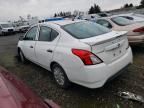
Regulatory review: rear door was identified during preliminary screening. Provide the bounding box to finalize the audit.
[35,26,59,70]
[22,26,38,61]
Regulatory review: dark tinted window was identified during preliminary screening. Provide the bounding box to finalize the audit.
[98,13,108,17]
[25,26,38,40]
[1,24,13,28]
[96,19,112,28]
[51,29,59,41]
[39,26,51,41]
[62,21,110,39]
[122,16,134,20]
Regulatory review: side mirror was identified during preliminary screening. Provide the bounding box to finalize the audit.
[19,36,24,41]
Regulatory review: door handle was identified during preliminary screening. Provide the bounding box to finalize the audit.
[47,49,53,53]
[30,46,33,48]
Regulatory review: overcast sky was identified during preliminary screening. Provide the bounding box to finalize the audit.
[0,0,141,21]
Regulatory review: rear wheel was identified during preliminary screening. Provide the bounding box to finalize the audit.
[52,64,70,89]
[18,49,27,63]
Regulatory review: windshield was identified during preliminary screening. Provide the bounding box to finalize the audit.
[62,21,111,39]
[111,16,134,26]
[1,24,13,28]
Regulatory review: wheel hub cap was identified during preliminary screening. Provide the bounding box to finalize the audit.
[54,67,65,86]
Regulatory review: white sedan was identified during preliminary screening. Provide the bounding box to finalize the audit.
[17,20,133,89]
[112,13,144,22]
[95,16,144,45]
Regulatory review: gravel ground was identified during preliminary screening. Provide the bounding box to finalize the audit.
[0,34,144,108]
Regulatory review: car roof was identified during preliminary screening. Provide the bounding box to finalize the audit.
[43,20,85,26]
[111,13,133,17]
[96,17,111,20]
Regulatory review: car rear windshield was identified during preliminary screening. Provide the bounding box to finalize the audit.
[111,16,134,26]
[62,21,111,39]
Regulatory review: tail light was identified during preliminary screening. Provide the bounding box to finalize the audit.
[133,27,144,32]
[72,49,103,65]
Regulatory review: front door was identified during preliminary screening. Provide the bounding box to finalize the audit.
[22,26,38,62]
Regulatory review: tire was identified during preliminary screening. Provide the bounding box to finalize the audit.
[18,49,27,63]
[52,64,70,89]
[2,32,5,36]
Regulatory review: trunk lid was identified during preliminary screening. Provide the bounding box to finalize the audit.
[80,31,129,64]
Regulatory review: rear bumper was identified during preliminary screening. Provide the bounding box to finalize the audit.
[72,47,133,89]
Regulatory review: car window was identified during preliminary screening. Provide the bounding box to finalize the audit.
[1,24,13,28]
[96,19,112,28]
[39,26,51,41]
[24,26,38,41]
[62,21,111,39]
[121,16,134,20]
[111,16,134,26]
[51,29,59,41]
[98,13,108,17]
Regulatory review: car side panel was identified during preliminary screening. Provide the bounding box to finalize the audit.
[52,32,91,82]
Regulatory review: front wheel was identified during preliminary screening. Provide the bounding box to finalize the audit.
[52,64,70,89]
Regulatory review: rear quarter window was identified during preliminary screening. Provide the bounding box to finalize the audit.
[51,29,59,41]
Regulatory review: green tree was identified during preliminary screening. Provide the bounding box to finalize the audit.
[94,4,101,13]
[141,0,144,7]
[60,12,63,16]
[129,3,133,7]
[136,0,144,9]
[54,13,57,17]
[88,4,101,14]
[88,6,95,14]
[124,4,129,8]
[123,3,133,8]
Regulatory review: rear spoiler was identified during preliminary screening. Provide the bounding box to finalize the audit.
[80,31,127,46]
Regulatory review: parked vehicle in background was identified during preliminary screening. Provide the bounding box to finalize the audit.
[17,20,133,89]
[95,16,144,45]
[75,13,110,20]
[76,14,100,20]
[18,25,30,33]
[15,24,30,33]
[0,22,15,35]
[97,12,109,17]
[0,66,60,108]
[112,13,144,22]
